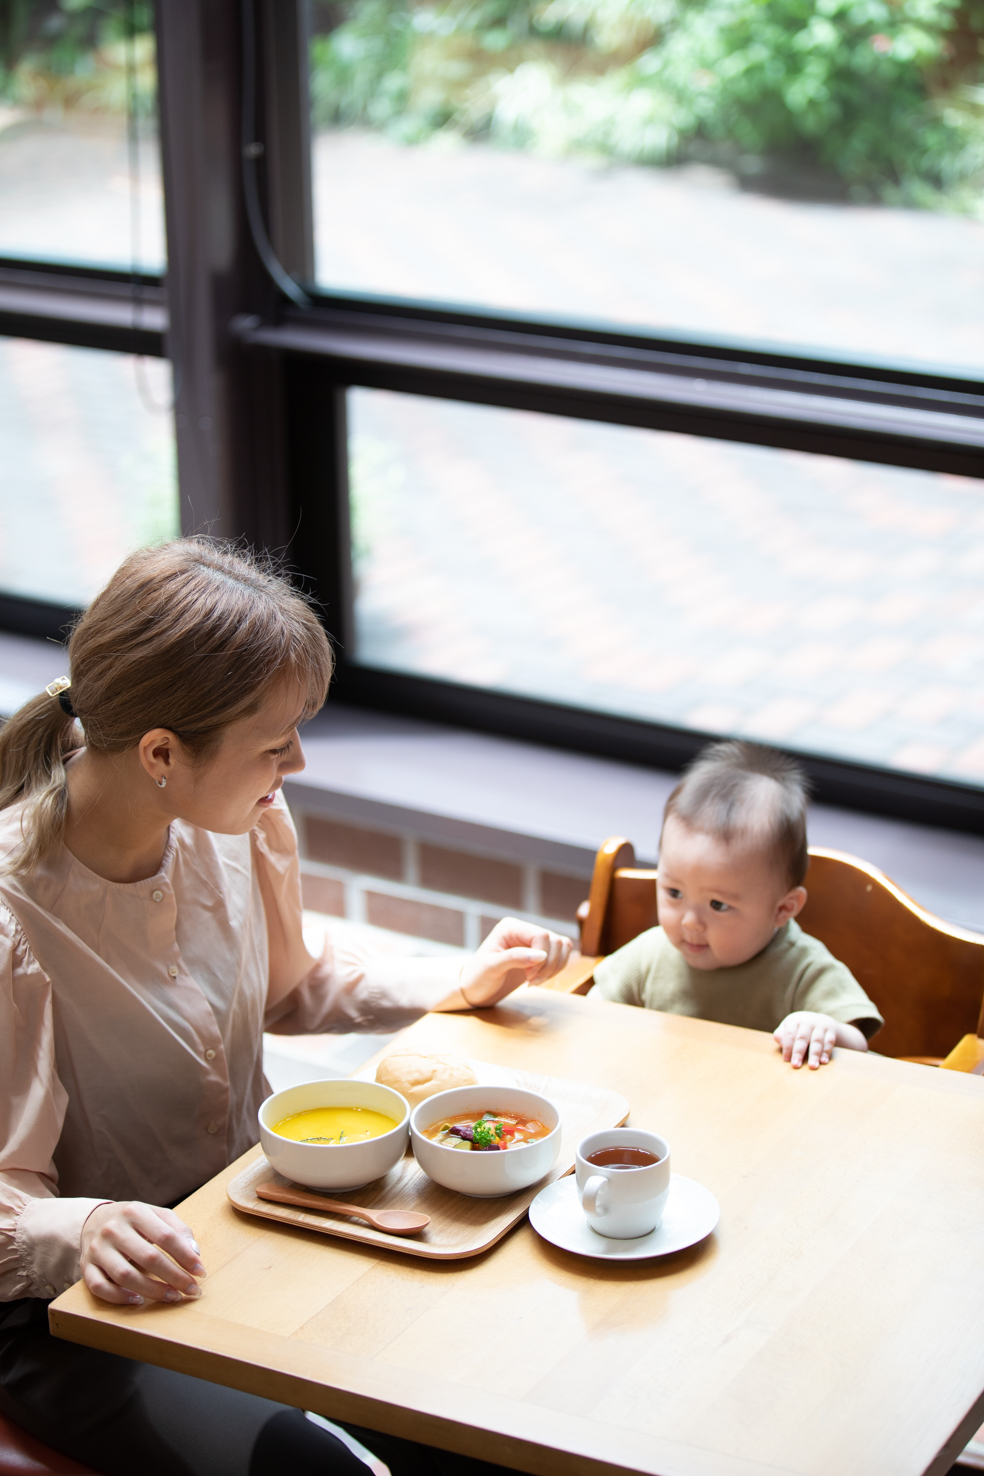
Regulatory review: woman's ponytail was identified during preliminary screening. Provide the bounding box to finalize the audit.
[0,688,83,875]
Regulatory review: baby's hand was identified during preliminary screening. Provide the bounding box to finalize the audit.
[774,1012,839,1070]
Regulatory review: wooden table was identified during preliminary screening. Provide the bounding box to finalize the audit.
[50,988,984,1476]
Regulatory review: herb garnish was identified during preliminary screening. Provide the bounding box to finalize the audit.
[472,1118,504,1149]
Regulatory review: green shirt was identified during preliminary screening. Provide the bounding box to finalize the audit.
[591,919,883,1039]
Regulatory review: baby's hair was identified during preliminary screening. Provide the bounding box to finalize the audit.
[0,537,334,875]
[663,740,809,890]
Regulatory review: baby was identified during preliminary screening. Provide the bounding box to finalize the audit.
[591,740,883,1068]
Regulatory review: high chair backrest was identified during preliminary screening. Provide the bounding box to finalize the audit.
[576,838,984,1061]
[796,848,984,1060]
[578,837,657,957]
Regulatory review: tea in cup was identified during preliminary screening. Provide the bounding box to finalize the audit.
[575,1128,671,1239]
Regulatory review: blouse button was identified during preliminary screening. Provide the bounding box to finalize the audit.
[44,1283,56,1297]
[167,965,179,979]
[152,890,163,903]
[206,1121,219,1134]
[205,1049,216,1061]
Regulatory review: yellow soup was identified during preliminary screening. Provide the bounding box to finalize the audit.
[272,1106,398,1146]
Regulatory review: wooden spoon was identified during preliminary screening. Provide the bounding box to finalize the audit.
[255,1181,430,1235]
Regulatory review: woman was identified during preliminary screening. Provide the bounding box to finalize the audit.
[0,539,571,1475]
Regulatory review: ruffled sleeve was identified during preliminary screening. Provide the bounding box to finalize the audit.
[0,903,108,1300]
[254,796,463,1035]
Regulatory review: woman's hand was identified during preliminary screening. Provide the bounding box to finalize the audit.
[80,1201,206,1306]
[451,918,573,1011]
[773,1012,868,1069]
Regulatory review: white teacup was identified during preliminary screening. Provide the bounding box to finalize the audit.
[575,1128,671,1239]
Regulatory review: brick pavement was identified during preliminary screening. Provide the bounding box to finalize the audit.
[0,337,176,608]
[351,387,984,782]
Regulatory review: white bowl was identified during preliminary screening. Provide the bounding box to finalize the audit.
[410,1085,561,1198]
[259,1079,409,1191]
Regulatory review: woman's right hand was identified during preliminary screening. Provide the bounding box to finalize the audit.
[79,1201,205,1306]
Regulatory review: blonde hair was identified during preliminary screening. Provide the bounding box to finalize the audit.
[663,740,809,889]
[0,538,333,874]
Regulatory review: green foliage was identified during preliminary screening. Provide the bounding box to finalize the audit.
[0,1,156,115]
[311,0,412,129]
[310,0,984,208]
[627,0,979,199]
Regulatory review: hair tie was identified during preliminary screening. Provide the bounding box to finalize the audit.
[45,677,76,719]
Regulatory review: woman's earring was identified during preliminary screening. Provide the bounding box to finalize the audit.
[156,776,167,790]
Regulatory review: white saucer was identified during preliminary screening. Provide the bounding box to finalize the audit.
[529,1173,719,1261]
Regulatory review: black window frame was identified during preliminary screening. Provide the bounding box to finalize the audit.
[1,0,983,835]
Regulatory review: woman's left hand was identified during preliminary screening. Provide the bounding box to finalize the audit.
[454,918,573,1010]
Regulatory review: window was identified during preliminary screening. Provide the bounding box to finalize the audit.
[308,0,984,372]
[0,3,171,637]
[0,337,177,609]
[0,1,164,272]
[2,0,982,832]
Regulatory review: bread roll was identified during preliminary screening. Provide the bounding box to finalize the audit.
[375,1051,477,1107]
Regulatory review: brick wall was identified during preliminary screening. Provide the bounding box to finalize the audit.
[297,812,589,947]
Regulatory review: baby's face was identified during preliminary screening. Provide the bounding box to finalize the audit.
[657,814,805,970]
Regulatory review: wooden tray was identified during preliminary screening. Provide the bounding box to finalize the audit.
[228,1068,629,1259]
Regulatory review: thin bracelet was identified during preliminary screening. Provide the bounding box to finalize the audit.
[459,968,478,1008]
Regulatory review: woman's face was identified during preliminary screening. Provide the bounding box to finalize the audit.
[144,677,308,834]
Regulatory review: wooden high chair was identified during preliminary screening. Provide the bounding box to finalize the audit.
[546,837,984,1066]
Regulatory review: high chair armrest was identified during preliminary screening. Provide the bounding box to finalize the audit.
[539,952,603,995]
[940,1035,984,1073]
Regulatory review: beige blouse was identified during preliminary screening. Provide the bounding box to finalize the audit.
[0,792,461,1301]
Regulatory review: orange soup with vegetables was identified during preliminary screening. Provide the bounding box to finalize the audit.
[423,1110,550,1152]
